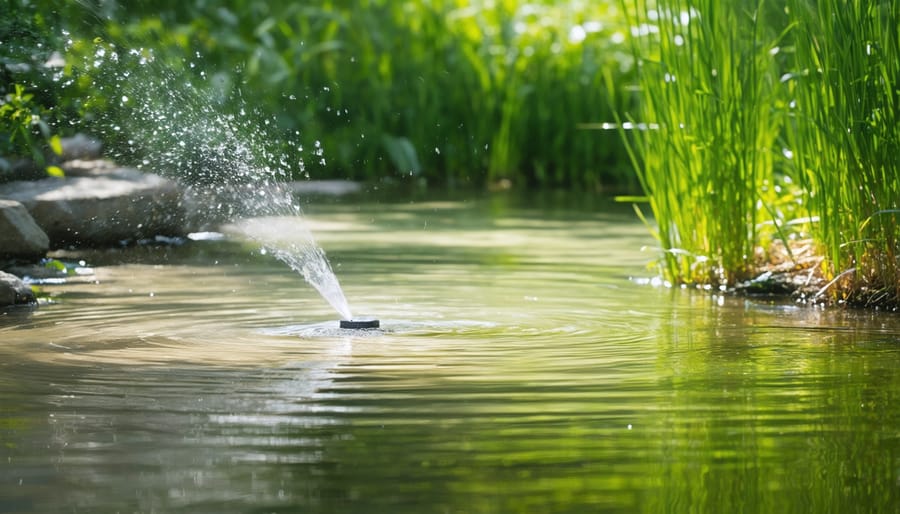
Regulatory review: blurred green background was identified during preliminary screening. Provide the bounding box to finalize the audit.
[1,0,637,190]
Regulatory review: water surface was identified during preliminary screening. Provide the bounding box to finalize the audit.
[2,192,900,513]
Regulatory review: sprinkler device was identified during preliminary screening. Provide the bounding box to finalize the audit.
[340,319,380,329]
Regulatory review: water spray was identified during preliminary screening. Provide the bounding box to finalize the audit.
[76,43,366,323]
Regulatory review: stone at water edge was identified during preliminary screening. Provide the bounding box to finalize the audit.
[0,271,36,306]
[0,166,185,247]
[0,200,50,259]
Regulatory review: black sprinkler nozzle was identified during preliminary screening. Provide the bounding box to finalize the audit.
[340,319,380,329]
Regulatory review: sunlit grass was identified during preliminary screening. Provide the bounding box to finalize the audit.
[785,0,900,305]
[618,0,791,285]
[620,0,900,305]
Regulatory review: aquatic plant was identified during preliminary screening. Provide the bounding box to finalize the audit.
[618,0,791,285]
[785,0,900,305]
[620,0,900,306]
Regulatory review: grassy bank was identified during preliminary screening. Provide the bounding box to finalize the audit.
[4,0,637,189]
[620,0,900,306]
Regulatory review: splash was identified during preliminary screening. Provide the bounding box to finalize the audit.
[72,44,354,319]
[236,216,353,320]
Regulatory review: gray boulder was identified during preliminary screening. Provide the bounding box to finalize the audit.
[59,133,103,161]
[0,167,185,247]
[0,200,50,259]
[0,271,36,306]
[60,158,118,177]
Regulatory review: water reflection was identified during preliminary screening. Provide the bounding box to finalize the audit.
[2,195,900,512]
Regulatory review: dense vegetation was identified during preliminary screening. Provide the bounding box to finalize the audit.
[1,0,635,189]
[623,0,900,306]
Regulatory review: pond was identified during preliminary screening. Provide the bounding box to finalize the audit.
[2,190,900,513]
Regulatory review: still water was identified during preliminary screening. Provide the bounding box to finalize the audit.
[2,192,900,513]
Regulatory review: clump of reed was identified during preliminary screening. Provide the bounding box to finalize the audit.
[785,0,900,306]
[621,0,900,306]
[618,0,791,285]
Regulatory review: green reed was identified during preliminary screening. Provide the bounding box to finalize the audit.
[785,0,900,305]
[620,0,900,304]
[619,0,790,285]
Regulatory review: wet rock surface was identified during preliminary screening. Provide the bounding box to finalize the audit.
[0,271,36,306]
[0,200,50,259]
[0,166,185,247]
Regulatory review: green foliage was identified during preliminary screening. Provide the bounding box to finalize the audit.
[50,0,638,189]
[0,84,51,160]
[619,0,791,285]
[620,0,900,304]
[785,0,900,305]
[0,83,64,179]
[0,0,69,179]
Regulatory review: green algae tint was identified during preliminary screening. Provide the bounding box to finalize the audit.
[2,192,900,513]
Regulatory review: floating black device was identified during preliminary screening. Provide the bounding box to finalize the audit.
[340,319,380,329]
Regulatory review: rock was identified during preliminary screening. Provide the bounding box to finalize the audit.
[58,133,103,161]
[288,180,363,196]
[0,271,36,306]
[0,157,45,181]
[60,158,118,177]
[0,167,185,247]
[0,200,50,259]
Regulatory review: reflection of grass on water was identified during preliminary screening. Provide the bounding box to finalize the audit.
[619,0,900,307]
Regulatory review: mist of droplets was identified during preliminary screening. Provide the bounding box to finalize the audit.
[73,45,353,320]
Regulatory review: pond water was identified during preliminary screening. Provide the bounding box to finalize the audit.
[2,191,900,513]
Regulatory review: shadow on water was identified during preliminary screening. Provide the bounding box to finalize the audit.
[3,193,900,513]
